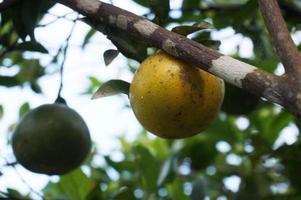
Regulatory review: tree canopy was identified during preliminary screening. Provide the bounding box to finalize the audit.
[0,0,301,199]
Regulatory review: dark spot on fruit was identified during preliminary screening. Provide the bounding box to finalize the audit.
[175,111,182,117]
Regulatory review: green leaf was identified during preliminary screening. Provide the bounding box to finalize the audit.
[132,0,149,7]
[150,0,170,24]
[91,79,130,99]
[191,177,207,200]
[167,181,189,200]
[249,107,294,145]
[44,169,93,200]
[103,49,119,66]
[0,105,3,120]
[104,156,136,172]
[4,0,51,40]
[195,39,221,50]
[0,76,20,87]
[179,138,218,170]
[16,41,48,53]
[83,76,103,95]
[19,102,30,118]
[60,169,93,200]
[9,4,27,40]
[82,28,96,48]
[222,82,260,115]
[6,188,26,199]
[82,17,147,62]
[43,182,66,199]
[172,22,214,36]
[133,145,159,191]
[17,59,44,83]
[30,81,43,93]
[113,187,135,200]
[108,31,147,62]
[157,156,176,186]
[21,0,45,40]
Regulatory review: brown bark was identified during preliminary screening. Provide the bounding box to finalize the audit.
[258,0,301,78]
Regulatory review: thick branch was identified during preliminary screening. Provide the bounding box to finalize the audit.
[55,0,301,117]
[258,0,301,77]
[0,0,19,12]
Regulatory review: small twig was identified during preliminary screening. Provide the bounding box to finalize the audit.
[258,0,301,78]
[3,161,17,167]
[1,157,44,199]
[37,11,77,28]
[56,14,79,100]
[37,14,75,28]
[0,0,19,12]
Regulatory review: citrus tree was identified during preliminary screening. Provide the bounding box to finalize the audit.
[0,0,301,199]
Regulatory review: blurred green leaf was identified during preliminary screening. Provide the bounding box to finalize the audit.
[6,188,27,199]
[15,41,48,53]
[21,0,43,40]
[222,82,260,115]
[0,76,20,87]
[167,181,189,200]
[179,137,218,170]
[44,169,93,200]
[0,105,3,120]
[249,107,294,145]
[132,0,149,7]
[182,0,200,10]
[191,177,207,200]
[83,76,103,95]
[82,28,96,48]
[104,156,135,172]
[19,102,30,118]
[157,156,176,186]
[30,81,43,93]
[172,22,214,36]
[92,79,130,99]
[133,145,160,191]
[150,0,170,24]
[113,187,136,200]
[103,49,119,66]
[107,30,147,62]
[17,59,44,83]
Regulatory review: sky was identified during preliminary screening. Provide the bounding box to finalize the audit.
[0,0,300,198]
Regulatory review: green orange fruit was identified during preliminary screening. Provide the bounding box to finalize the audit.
[12,103,91,175]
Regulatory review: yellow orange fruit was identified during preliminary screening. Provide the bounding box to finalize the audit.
[130,51,224,139]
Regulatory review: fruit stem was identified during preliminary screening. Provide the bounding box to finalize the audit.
[56,14,79,104]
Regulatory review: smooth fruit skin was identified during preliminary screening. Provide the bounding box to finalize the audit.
[130,52,224,139]
[12,104,91,175]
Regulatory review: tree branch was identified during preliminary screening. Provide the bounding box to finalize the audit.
[0,0,19,12]
[258,0,301,78]
[54,0,301,117]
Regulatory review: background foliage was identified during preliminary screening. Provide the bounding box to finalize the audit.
[1,0,301,199]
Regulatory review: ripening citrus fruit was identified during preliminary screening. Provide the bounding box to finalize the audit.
[130,51,224,139]
[12,103,91,175]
